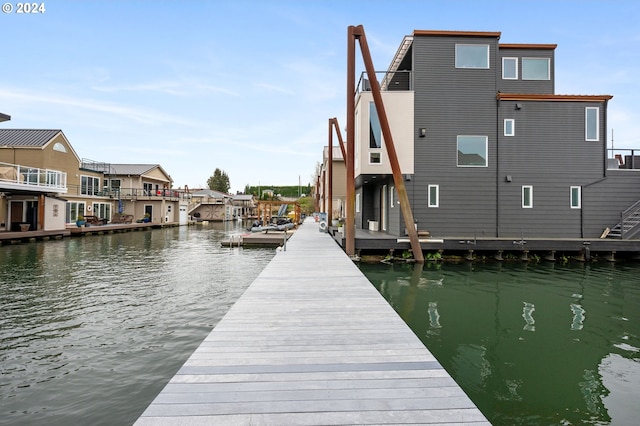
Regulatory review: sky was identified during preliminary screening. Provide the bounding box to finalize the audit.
[2,0,639,193]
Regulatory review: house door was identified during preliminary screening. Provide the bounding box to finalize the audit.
[10,201,23,231]
[144,205,153,222]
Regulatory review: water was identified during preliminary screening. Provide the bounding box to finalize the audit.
[0,223,274,426]
[359,261,640,425]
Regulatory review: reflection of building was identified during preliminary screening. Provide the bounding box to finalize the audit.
[351,30,640,239]
[0,129,185,231]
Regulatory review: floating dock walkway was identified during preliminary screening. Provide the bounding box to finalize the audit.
[136,219,489,425]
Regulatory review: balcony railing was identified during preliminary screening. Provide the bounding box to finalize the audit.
[607,148,640,170]
[65,185,187,201]
[0,161,67,193]
[357,70,412,93]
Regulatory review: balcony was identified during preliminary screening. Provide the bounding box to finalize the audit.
[0,161,67,193]
[607,149,640,170]
[65,185,185,201]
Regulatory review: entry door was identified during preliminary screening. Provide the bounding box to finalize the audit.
[144,205,153,221]
[10,201,23,231]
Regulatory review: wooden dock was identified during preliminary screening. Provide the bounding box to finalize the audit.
[135,219,489,425]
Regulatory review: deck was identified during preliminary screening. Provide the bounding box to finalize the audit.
[135,219,489,425]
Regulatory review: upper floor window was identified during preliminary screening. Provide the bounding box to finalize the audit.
[81,175,100,196]
[455,44,489,69]
[504,119,515,136]
[585,107,599,141]
[369,102,382,148]
[522,58,550,80]
[369,152,381,164]
[502,57,518,79]
[53,142,67,153]
[457,135,488,167]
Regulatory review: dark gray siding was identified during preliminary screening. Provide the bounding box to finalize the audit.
[411,35,499,237]
[498,48,554,94]
[497,100,607,237]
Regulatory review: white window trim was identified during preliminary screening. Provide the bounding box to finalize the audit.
[457,135,488,167]
[428,184,439,208]
[504,119,515,136]
[368,150,382,165]
[522,57,550,80]
[455,44,490,69]
[390,186,395,208]
[522,185,533,208]
[570,186,582,209]
[356,193,361,213]
[502,57,518,79]
[585,107,600,141]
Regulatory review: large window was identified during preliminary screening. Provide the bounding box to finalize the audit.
[522,58,550,80]
[455,44,489,69]
[81,175,100,195]
[570,186,581,209]
[504,119,515,136]
[369,102,382,148]
[522,185,533,208]
[66,201,85,222]
[457,136,488,167]
[428,185,439,207]
[92,202,112,220]
[502,57,518,79]
[585,107,599,141]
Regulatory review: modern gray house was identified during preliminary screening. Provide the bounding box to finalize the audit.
[354,29,640,241]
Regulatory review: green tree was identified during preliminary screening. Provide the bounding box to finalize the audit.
[207,168,230,193]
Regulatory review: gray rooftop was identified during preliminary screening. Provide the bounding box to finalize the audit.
[0,129,61,147]
[106,164,160,176]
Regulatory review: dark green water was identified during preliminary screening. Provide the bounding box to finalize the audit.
[360,261,640,425]
[0,223,274,426]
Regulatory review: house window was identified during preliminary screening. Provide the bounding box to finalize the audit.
[570,186,581,209]
[455,44,489,69]
[53,142,67,153]
[80,175,100,195]
[390,186,394,208]
[585,107,599,141]
[92,202,112,220]
[428,185,439,207]
[502,57,518,79]
[143,182,153,195]
[369,102,382,148]
[356,193,361,213]
[369,152,381,164]
[355,110,360,171]
[66,201,86,222]
[522,185,533,208]
[457,136,488,167]
[522,58,550,80]
[504,119,515,136]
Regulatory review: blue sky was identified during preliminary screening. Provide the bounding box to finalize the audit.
[2,0,639,193]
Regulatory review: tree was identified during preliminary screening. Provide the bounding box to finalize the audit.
[207,168,230,193]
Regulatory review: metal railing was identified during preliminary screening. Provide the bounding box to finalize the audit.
[0,161,67,192]
[357,70,412,93]
[65,185,186,200]
[606,148,640,170]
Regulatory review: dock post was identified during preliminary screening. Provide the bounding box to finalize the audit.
[466,250,474,261]
[520,250,529,262]
[494,250,503,261]
[604,251,616,262]
[545,250,556,262]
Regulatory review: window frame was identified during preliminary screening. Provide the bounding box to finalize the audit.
[369,151,382,165]
[80,175,100,196]
[428,184,439,208]
[390,185,395,208]
[502,57,518,79]
[369,101,382,149]
[355,193,361,213]
[504,119,515,136]
[455,44,490,69]
[585,107,599,141]
[457,135,488,167]
[522,57,550,80]
[570,186,582,209]
[522,185,533,208]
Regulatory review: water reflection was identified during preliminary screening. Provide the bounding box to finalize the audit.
[361,261,640,425]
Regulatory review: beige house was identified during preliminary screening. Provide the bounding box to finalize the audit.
[189,189,233,221]
[318,145,347,220]
[0,129,183,231]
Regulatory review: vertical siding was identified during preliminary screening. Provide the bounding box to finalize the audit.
[412,35,499,237]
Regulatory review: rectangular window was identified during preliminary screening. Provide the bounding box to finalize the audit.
[585,107,599,141]
[369,102,381,148]
[502,57,518,79]
[428,185,439,207]
[369,152,381,164]
[522,57,550,80]
[390,186,394,208]
[92,202,112,220]
[356,193,361,213]
[80,175,100,195]
[143,182,153,195]
[570,186,581,209]
[66,201,86,222]
[504,119,515,136]
[522,185,533,208]
[457,135,488,167]
[455,44,489,69]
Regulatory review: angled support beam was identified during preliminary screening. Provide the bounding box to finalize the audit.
[348,25,424,263]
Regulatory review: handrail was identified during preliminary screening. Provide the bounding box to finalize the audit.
[620,198,640,239]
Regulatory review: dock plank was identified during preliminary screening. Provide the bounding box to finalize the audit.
[135,219,489,425]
